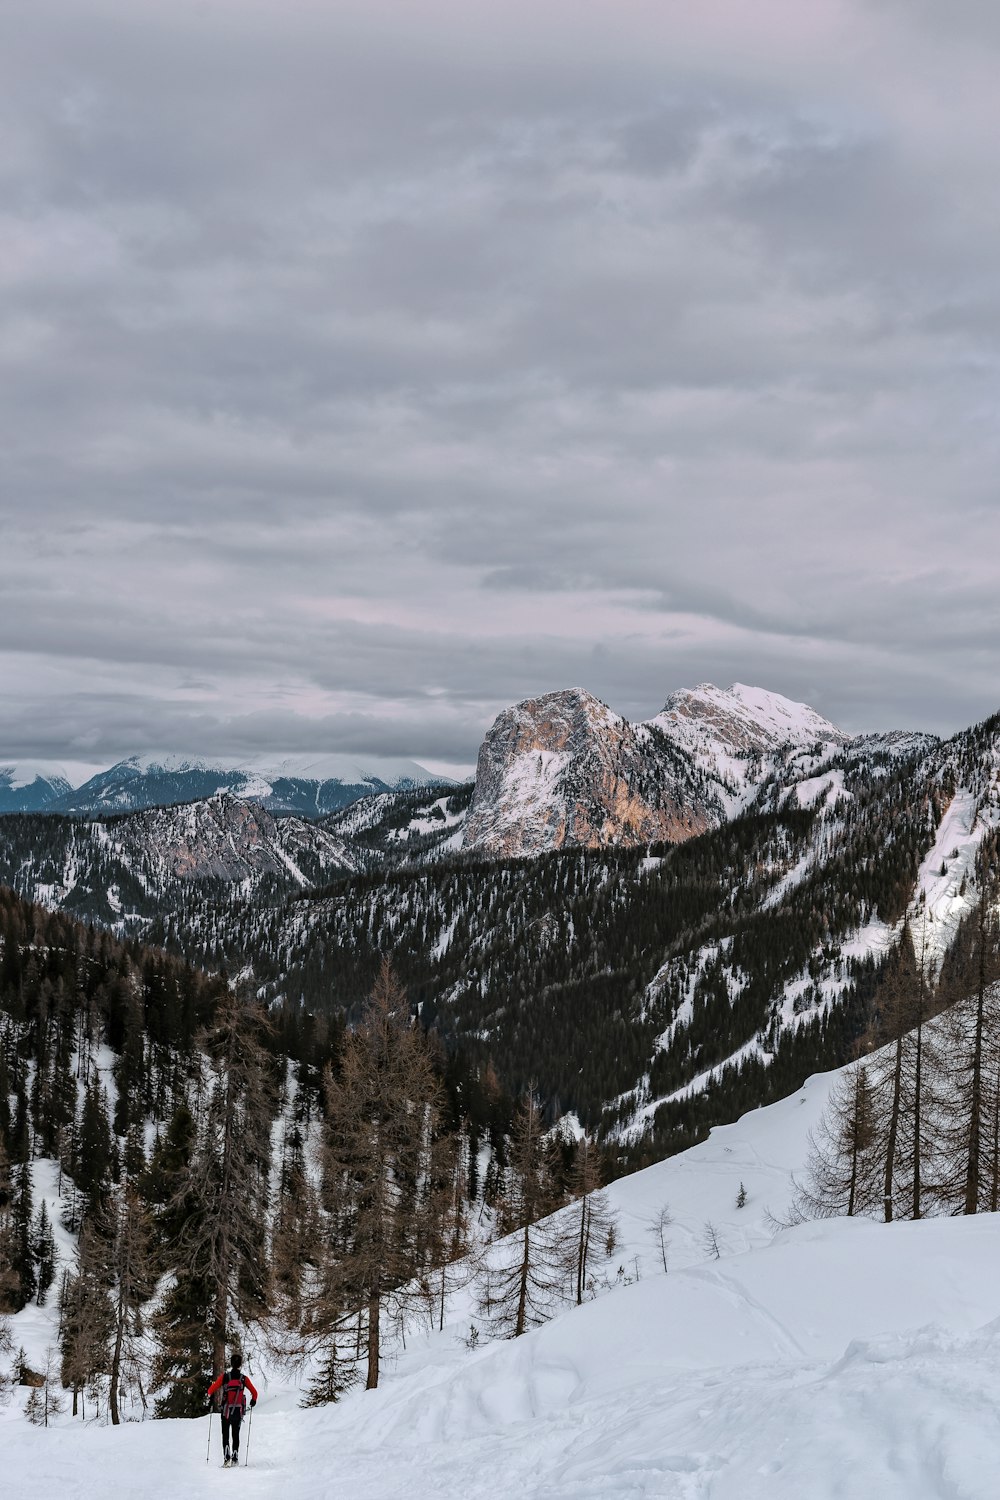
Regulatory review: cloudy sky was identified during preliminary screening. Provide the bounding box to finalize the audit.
[3,0,1000,777]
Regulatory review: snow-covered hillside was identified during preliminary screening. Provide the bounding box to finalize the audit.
[8,1066,1000,1497]
[0,793,357,928]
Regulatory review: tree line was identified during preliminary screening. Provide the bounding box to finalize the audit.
[0,888,619,1423]
[800,844,1000,1223]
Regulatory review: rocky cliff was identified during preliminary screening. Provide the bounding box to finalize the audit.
[463,683,850,858]
[124,793,357,883]
[462,688,718,857]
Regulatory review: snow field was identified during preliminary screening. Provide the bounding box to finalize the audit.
[9,1215,1000,1498]
[9,1067,1000,1496]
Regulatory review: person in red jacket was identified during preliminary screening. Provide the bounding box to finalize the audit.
[207,1354,258,1467]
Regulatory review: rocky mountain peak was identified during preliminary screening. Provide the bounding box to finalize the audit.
[110,792,357,886]
[482,688,623,756]
[462,681,857,859]
[652,683,849,759]
[462,688,713,858]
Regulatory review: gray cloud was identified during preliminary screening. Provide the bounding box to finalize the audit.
[3,0,1000,775]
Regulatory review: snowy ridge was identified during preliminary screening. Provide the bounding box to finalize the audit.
[255,752,438,785]
[907,786,1000,974]
[651,681,848,757]
[0,763,73,813]
[0,762,72,792]
[464,682,857,858]
[0,752,445,817]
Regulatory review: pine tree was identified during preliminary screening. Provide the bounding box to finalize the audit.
[422,1129,472,1334]
[866,928,933,1222]
[173,989,275,1381]
[0,1138,19,1313]
[647,1203,672,1273]
[319,959,443,1390]
[478,1091,568,1339]
[150,1268,214,1418]
[149,1101,214,1419]
[567,1136,617,1305]
[270,1121,319,1329]
[105,1182,155,1424]
[939,892,1000,1214]
[0,1313,11,1405]
[797,1062,881,1219]
[60,1217,113,1417]
[24,1347,63,1426]
[300,1338,360,1407]
[31,1200,57,1306]
[10,1162,36,1309]
[76,1077,113,1217]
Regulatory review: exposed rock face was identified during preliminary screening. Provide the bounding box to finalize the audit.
[463,682,850,859]
[121,794,356,884]
[463,689,716,857]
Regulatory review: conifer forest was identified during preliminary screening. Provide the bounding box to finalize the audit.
[4,705,1000,1427]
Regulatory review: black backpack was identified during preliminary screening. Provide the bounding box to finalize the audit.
[221,1375,246,1416]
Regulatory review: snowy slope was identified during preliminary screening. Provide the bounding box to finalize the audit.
[322,784,474,869]
[9,1067,1000,1497]
[0,763,72,812]
[652,681,848,757]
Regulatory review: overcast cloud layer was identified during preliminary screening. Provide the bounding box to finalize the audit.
[3,0,1000,775]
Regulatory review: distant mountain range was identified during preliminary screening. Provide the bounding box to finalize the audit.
[3,678,992,1158]
[0,752,446,818]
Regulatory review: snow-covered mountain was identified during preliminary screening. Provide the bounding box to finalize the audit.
[196,700,1000,1161]
[462,682,859,857]
[116,793,358,886]
[0,752,447,817]
[321,782,473,868]
[5,681,995,1164]
[0,763,72,813]
[0,792,356,926]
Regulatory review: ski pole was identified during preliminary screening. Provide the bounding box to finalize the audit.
[244,1403,253,1468]
[206,1407,213,1463]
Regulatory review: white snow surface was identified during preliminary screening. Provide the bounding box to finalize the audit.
[791,767,849,809]
[908,787,1000,974]
[0,762,72,792]
[651,682,848,758]
[9,1067,1000,1496]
